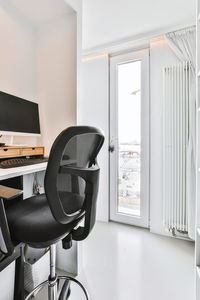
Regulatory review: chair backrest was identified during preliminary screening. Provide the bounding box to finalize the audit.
[44,126,104,241]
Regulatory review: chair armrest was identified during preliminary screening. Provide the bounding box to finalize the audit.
[59,165,99,186]
[60,165,100,241]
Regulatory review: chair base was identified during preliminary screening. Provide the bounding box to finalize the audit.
[25,244,89,300]
[25,275,89,300]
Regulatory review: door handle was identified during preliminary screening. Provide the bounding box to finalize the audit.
[109,145,115,153]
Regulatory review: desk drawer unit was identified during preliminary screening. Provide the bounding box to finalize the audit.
[0,147,44,159]
[0,148,21,158]
[21,147,44,157]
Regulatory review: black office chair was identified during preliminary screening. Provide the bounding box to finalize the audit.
[3,126,104,300]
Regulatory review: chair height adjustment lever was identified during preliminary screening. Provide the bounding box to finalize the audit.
[62,234,72,250]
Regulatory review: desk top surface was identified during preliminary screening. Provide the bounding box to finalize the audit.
[0,162,47,180]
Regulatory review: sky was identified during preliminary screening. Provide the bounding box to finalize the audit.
[118,60,141,144]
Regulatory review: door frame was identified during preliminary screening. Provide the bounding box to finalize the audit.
[109,48,150,228]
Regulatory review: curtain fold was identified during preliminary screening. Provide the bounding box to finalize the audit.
[165,26,196,240]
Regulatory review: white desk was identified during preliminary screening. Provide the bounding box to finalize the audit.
[0,162,47,181]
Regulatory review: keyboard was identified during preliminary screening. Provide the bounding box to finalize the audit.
[0,157,48,168]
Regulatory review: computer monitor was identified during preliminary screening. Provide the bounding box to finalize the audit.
[0,91,40,136]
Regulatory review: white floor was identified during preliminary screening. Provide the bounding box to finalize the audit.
[36,221,195,300]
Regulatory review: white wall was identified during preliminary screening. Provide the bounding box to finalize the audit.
[0,5,38,146]
[82,0,195,51]
[79,55,109,222]
[150,38,180,236]
[0,6,36,100]
[36,13,77,155]
[65,0,83,124]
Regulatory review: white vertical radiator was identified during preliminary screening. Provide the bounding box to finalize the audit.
[163,61,191,235]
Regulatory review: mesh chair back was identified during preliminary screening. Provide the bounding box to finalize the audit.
[44,126,104,240]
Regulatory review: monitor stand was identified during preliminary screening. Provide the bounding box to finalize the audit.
[0,135,5,147]
[3,136,15,147]
[2,136,28,148]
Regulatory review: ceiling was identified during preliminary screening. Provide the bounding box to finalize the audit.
[1,0,196,50]
[4,0,74,27]
[82,0,196,51]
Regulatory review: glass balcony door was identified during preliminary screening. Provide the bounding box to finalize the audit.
[110,49,149,227]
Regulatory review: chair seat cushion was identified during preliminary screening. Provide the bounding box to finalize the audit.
[6,192,84,248]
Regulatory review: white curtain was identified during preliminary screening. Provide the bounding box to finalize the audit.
[165,26,196,240]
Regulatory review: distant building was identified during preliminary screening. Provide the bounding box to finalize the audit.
[119,143,140,198]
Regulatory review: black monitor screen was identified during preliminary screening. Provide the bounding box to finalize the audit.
[0,91,40,135]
